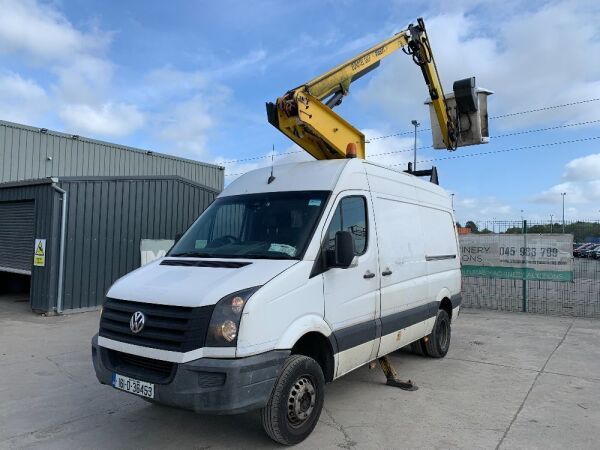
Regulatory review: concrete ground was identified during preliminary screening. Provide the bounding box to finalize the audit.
[1,294,599,449]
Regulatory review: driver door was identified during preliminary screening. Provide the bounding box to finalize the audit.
[321,192,380,377]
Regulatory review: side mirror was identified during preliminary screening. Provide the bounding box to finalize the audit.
[334,231,355,268]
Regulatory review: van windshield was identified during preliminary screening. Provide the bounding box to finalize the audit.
[169,191,330,260]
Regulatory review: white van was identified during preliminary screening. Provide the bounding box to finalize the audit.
[92,158,461,445]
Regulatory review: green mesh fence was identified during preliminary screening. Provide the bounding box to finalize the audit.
[459,220,600,318]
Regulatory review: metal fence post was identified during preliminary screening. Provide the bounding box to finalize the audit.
[522,219,528,312]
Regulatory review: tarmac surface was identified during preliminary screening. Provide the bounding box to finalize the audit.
[1,293,599,449]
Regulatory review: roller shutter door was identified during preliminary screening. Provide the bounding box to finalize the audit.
[0,201,35,274]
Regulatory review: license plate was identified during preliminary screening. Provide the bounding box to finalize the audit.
[112,373,155,399]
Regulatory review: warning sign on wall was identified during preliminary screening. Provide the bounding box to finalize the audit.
[34,239,46,267]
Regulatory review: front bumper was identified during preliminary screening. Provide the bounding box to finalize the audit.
[91,334,289,414]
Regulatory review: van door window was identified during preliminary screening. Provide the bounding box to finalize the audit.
[325,196,368,256]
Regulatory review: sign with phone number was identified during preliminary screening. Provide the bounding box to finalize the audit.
[459,234,574,282]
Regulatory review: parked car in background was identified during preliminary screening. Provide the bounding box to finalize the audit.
[582,244,600,258]
[574,243,596,257]
[590,246,600,260]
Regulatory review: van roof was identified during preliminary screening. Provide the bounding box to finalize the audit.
[222,159,447,198]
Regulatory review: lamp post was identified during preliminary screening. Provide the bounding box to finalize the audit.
[561,192,566,233]
[411,120,420,170]
[550,214,553,233]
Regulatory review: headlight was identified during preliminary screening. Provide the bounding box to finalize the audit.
[205,287,260,347]
[220,320,238,342]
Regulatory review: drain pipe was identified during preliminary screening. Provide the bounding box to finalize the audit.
[51,179,67,314]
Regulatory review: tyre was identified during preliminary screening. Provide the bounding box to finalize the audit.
[424,309,451,358]
[261,354,325,446]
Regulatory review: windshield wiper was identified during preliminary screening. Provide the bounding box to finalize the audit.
[242,253,297,260]
[168,251,215,258]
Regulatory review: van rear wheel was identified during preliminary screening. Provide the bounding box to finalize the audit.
[261,354,325,445]
[424,309,451,358]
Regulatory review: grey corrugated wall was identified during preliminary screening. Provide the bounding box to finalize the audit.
[0,181,61,311]
[0,120,224,191]
[58,177,218,311]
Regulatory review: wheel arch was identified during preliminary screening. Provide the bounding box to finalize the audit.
[290,331,335,382]
[274,315,335,382]
[439,297,453,320]
[435,288,453,319]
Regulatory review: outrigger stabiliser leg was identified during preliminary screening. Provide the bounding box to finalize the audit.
[374,356,418,391]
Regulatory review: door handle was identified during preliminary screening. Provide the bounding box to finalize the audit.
[382,269,393,276]
[363,271,375,279]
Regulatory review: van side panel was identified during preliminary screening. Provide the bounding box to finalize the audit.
[236,261,326,357]
[374,195,429,317]
[364,163,459,356]
[370,194,432,356]
[420,206,460,329]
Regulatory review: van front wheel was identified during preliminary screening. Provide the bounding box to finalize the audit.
[425,309,451,358]
[261,354,325,445]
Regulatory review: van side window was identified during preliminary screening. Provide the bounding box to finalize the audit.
[325,196,368,255]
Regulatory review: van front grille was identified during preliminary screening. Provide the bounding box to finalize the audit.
[107,349,175,383]
[99,298,214,352]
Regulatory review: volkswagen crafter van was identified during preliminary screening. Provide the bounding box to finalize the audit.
[92,158,461,445]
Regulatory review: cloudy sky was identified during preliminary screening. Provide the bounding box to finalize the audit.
[1,0,599,222]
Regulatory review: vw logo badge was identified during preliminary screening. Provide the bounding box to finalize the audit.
[130,311,145,334]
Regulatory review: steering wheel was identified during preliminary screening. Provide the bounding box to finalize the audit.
[218,235,239,244]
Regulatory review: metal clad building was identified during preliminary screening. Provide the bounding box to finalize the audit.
[0,120,224,313]
[0,177,219,312]
[0,180,61,310]
[0,120,224,190]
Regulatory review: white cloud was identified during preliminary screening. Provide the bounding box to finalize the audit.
[356,3,600,132]
[0,0,113,106]
[364,129,414,170]
[532,181,600,205]
[562,153,600,182]
[157,96,217,155]
[142,67,207,102]
[0,0,270,146]
[59,103,145,137]
[137,66,233,156]
[0,0,144,138]
[532,152,600,210]
[0,0,110,62]
[0,72,49,122]
[454,196,513,221]
[53,55,114,105]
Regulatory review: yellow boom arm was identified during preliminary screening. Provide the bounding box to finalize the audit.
[266,18,458,159]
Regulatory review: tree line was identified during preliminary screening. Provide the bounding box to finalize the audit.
[456,220,600,243]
